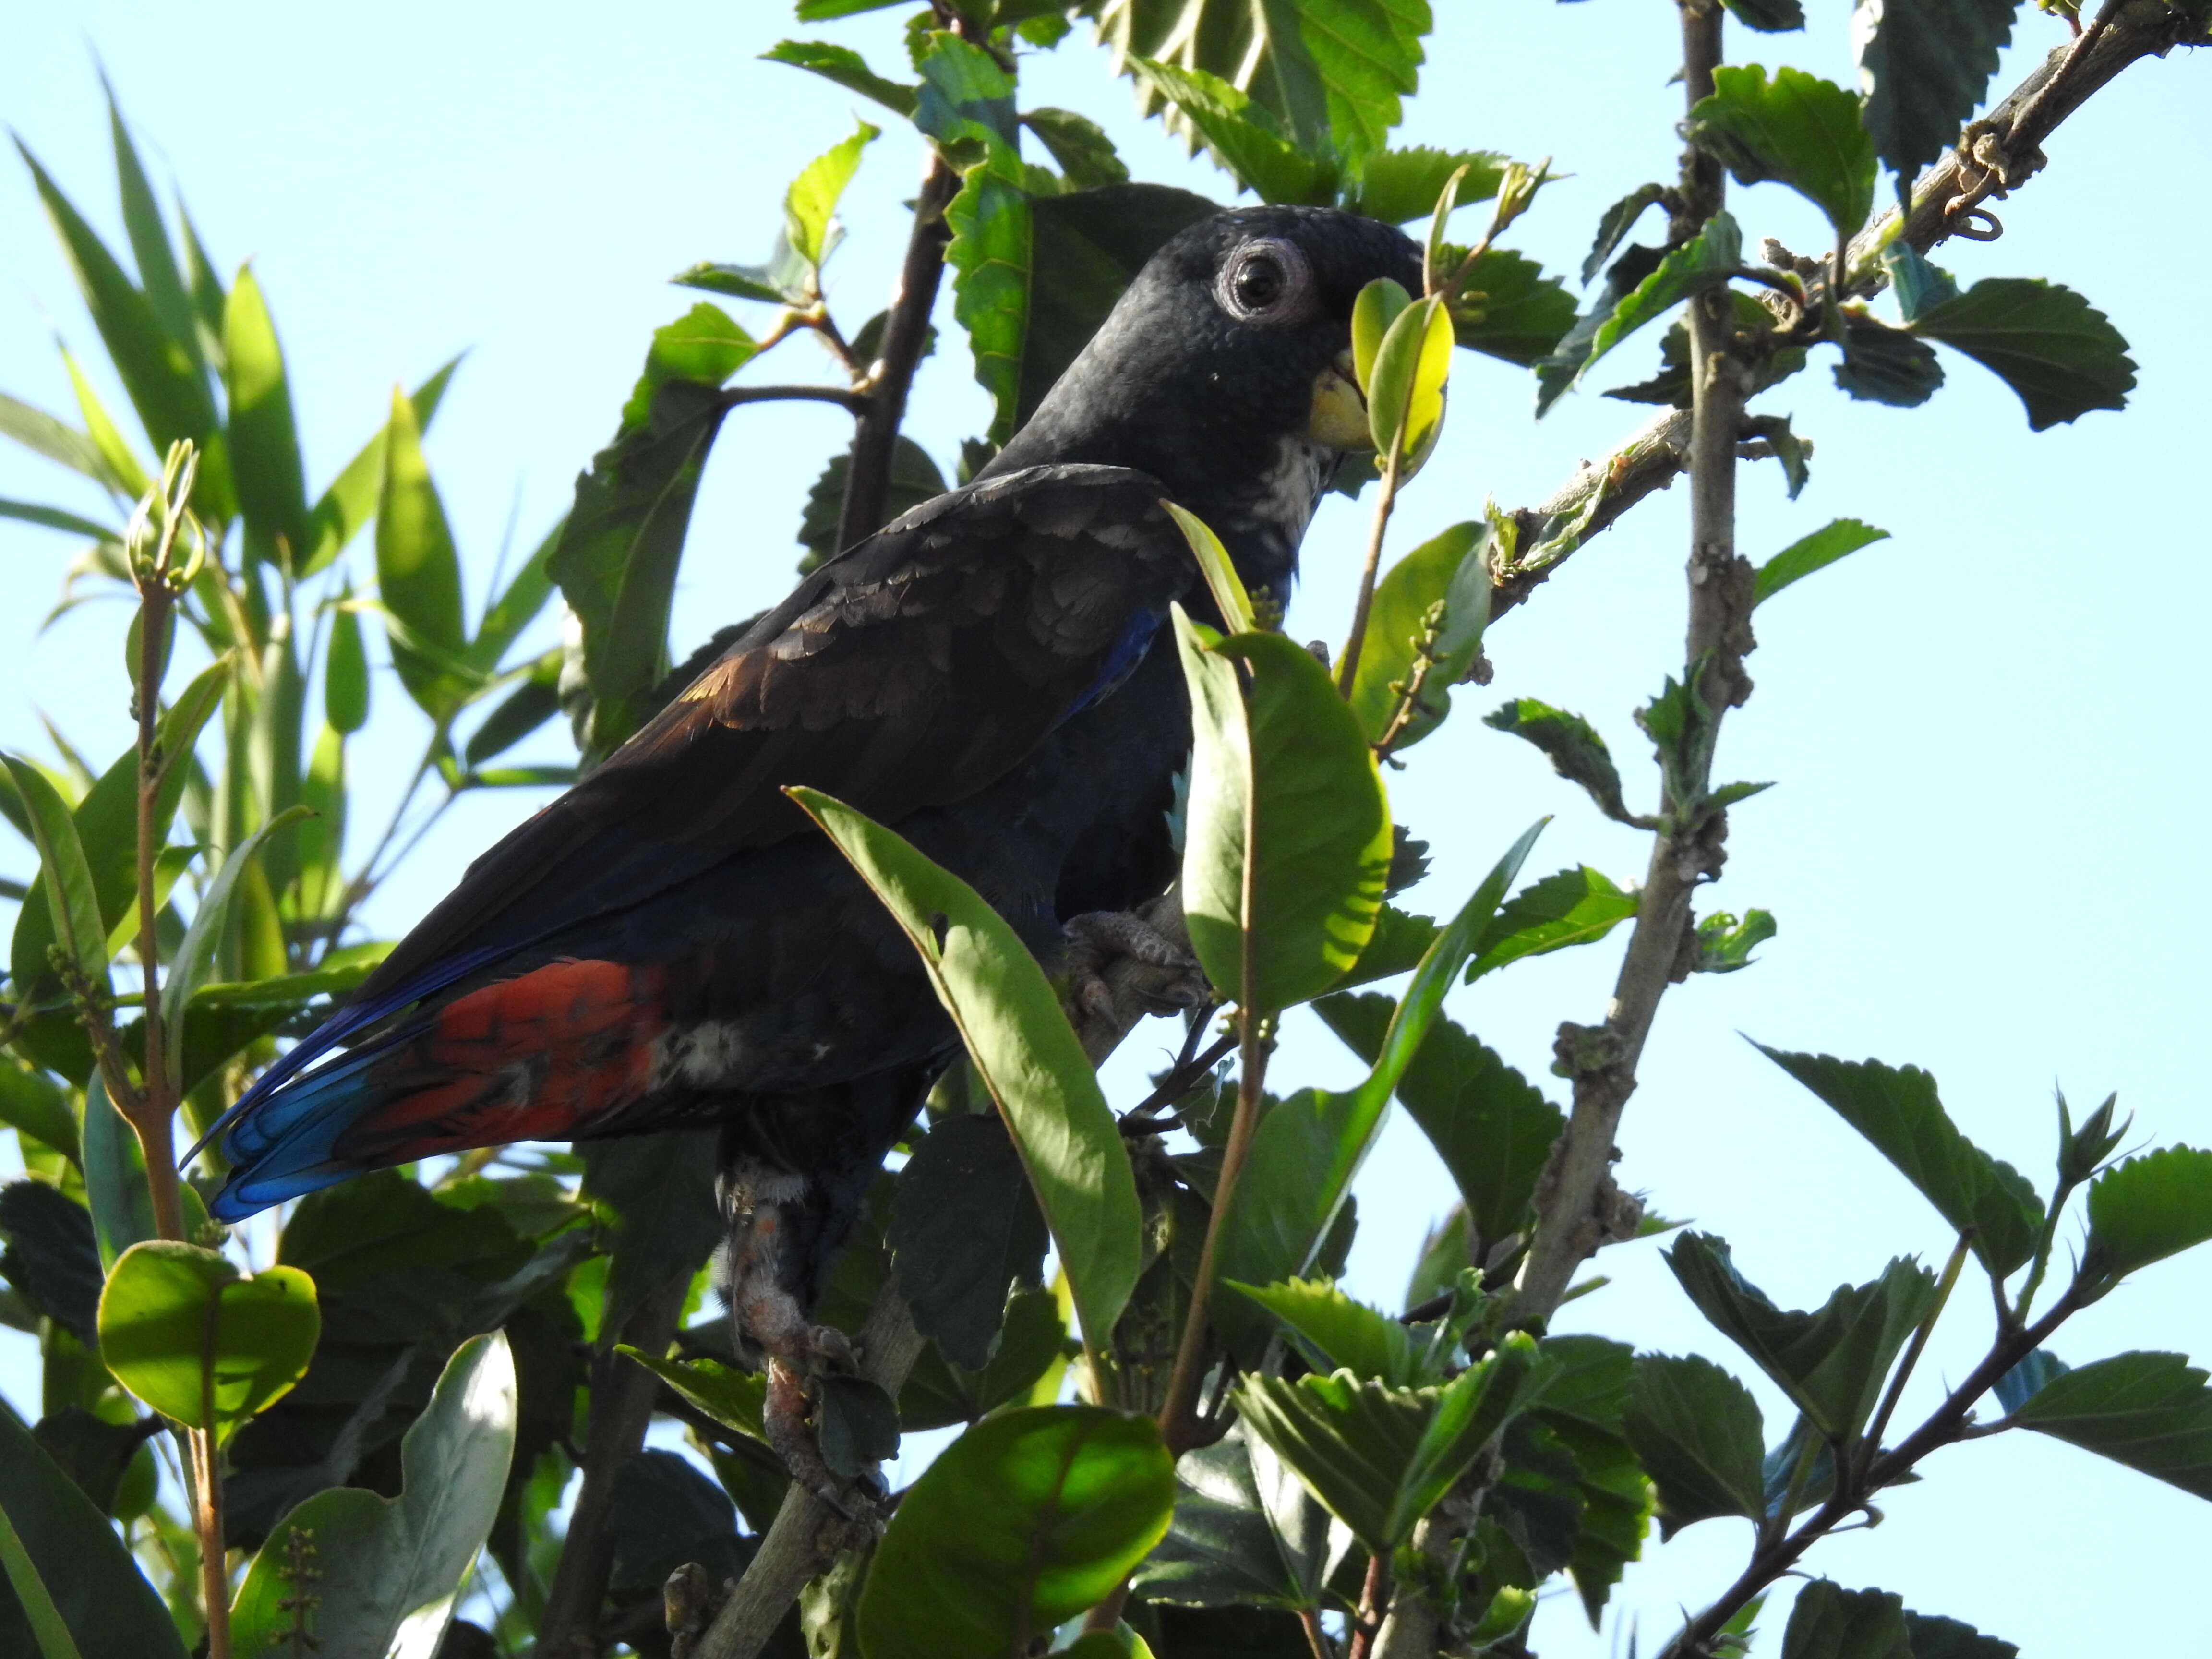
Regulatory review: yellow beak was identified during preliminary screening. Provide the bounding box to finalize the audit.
[1303,351,1372,452]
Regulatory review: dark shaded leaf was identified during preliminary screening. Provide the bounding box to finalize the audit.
[1722,0,1807,27]
[607,1448,746,1595]
[1755,1048,2043,1275]
[1022,108,1130,188]
[1485,698,1633,824]
[0,1063,77,1165]
[0,1183,101,1346]
[1581,184,1668,285]
[1125,60,1337,205]
[1664,1234,1937,1440]
[1540,213,1740,411]
[1779,1582,1911,1659]
[857,1407,1174,1658]
[1624,1353,1766,1537]
[30,1409,155,1517]
[1904,1612,2019,1659]
[1834,312,1944,406]
[1210,823,1543,1361]
[1442,247,1578,368]
[1334,903,1439,990]
[1857,0,2020,199]
[579,1130,721,1342]
[1686,66,1875,236]
[0,1403,186,1659]
[889,1114,1049,1369]
[549,305,753,757]
[2085,1147,2212,1282]
[817,1375,900,1480]
[762,38,919,117]
[1314,996,1560,1253]
[1019,185,1220,428]
[1133,1423,1328,1611]
[2009,1349,2212,1500]
[796,437,943,574]
[462,651,561,767]
[1910,278,2135,430]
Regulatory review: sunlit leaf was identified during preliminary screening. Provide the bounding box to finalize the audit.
[97,1241,319,1439]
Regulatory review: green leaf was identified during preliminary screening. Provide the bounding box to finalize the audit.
[1539,215,1739,412]
[1209,821,1543,1361]
[0,1402,185,1659]
[793,790,1142,1347]
[1235,1334,1547,1553]
[375,387,472,718]
[0,393,112,488]
[549,306,754,758]
[1351,278,1413,393]
[0,499,116,541]
[462,652,561,767]
[0,1060,79,1165]
[15,143,220,473]
[1022,109,1130,189]
[469,517,562,674]
[578,1130,721,1341]
[160,805,310,1089]
[943,142,1034,445]
[1091,0,1428,162]
[1755,1047,2044,1276]
[618,1347,766,1441]
[2008,1349,2212,1499]
[888,1113,1048,1369]
[857,1406,1174,1659]
[1903,1613,2019,1659]
[1133,1422,1329,1612]
[2084,1147,2212,1282]
[1722,0,1807,27]
[325,589,370,734]
[1686,66,1876,237]
[2,756,109,984]
[1665,1234,1937,1441]
[762,39,919,118]
[1365,294,1452,467]
[59,348,151,500]
[1834,312,1945,406]
[1335,902,1439,990]
[1467,865,1638,981]
[1350,146,1506,222]
[1693,907,1776,972]
[1347,520,1489,749]
[1125,60,1337,205]
[96,1241,318,1439]
[797,437,944,573]
[1176,615,1392,1014]
[222,264,310,561]
[1623,1353,1767,1537]
[1883,244,1960,323]
[1442,247,1578,368]
[1484,698,1633,824]
[786,120,879,271]
[1581,184,1668,285]
[1754,518,1887,607]
[229,1332,517,1659]
[1909,278,2135,430]
[1314,995,1560,1252]
[1018,185,1220,429]
[103,84,203,380]
[1779,1582,1911,1659]
[1227,1278,1433,1386]
[1856,0,2019,200]
[82,1075,156,1272]
[300,357,459,577]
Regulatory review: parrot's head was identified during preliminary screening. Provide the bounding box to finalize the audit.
[991,205,1428,590]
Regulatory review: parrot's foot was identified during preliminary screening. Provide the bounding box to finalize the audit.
[1062,909,1210,1028]
[718,1174,884,1517]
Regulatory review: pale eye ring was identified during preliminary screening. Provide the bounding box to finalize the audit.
[1215,237,1313,322]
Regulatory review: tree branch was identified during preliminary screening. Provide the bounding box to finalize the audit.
[835,156,961,549]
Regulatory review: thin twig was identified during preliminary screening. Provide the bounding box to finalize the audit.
[1334,437,1407,699]
[1858,1235,1972,1474]
[836,155,961,550]
[721,384,869,414]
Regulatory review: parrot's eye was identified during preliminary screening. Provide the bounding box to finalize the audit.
[1216,238,1313,322]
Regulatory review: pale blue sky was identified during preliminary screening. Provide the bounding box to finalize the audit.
[1,2,2207,1652]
